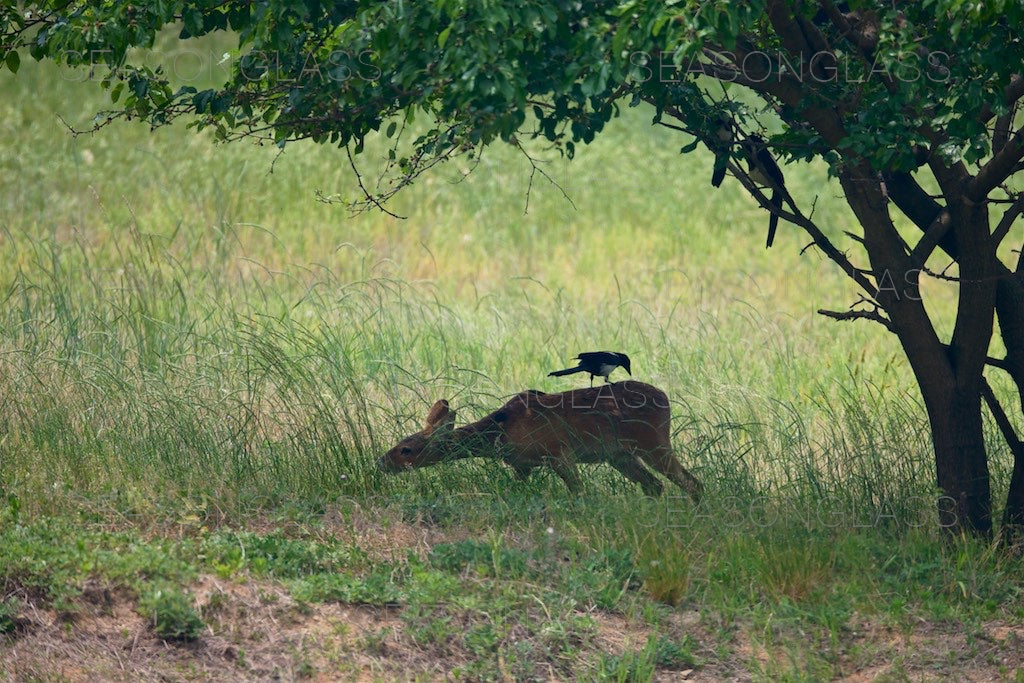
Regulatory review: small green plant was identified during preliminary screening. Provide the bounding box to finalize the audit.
[563,547,641,610]
[595,647,657,682]
[0,597,19,635]
[464,622,502,656]
[289,566,404,606]
[650,635,698,669]
[596,635,696,681]
[360,627,391,655]
[4,492,20,524]
[401,604,457,652]
[138,585,205,641]
[429,539,528,579]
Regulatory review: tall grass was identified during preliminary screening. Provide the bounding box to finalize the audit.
[0,47,1015,529]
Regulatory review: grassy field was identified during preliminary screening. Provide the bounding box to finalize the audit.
[2,37,1024,681]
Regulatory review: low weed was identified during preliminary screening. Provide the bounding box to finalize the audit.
[595,634,697,680]
[138,585,205,641]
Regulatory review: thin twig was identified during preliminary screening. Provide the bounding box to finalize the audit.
[513,139,576,215]
[346,145,407,220]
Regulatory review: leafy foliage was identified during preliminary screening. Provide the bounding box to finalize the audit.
[3,1,1020,180]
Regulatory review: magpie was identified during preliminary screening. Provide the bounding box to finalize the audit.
[710,114,734,188]
[740,135,796,249]
[548,352,631,386]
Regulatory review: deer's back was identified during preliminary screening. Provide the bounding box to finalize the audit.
[495,381,670,453]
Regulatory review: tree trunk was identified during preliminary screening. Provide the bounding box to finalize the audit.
[885,172,1022,541]
[1002,437,1024,545]
[840,168,995,536]
[922,385,993,535]
[993,283,1024,544]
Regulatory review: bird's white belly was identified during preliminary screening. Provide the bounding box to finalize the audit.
[598,364,615,376]
[749,166,772,186]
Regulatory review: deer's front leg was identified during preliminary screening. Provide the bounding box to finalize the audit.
[510,463,534,480]
[501,448,536,481]
[547,450,583,494]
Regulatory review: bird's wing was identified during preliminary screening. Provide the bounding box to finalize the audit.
[756,148,786,187]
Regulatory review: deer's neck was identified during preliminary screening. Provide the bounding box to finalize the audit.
[446,415,502,459]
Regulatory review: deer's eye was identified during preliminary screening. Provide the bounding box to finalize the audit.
[401,447,412,455]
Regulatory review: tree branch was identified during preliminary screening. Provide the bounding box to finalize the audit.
[993,194,1024,247]
[969,128,1024,202]
[883,172,944,234]
[692,49,775,89]
[724,159,877,294]
[979,74,1024,125]
[818,301,894,332]
[907,207,953,268]
[993,106,1015,154]
[817,301,1013,374]
[980,376,1024,482]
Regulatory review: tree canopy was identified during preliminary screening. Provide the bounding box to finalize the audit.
[3,0,1024,538]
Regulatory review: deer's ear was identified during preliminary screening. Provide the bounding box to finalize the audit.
[436,409,456,433]
[425,399,453,431]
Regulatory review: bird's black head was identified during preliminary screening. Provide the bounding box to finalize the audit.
[617,353,632,375]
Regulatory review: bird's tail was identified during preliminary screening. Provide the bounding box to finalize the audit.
[548,366,584,377]
[766,189,780,248]
[711,154,727,188]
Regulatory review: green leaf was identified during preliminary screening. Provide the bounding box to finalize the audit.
[132,78,149,99]
[4,50,19,74]
[437,25,452,49]
[180,8,204,39]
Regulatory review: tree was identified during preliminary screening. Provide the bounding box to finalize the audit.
[3,1,1023,538]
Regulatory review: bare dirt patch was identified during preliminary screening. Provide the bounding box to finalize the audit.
[3,575,1023,681]
[2,576,413,682]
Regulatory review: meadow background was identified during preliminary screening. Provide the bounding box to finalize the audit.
[1,33,1023,681]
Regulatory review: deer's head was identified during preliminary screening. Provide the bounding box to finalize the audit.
[379,399,457,472]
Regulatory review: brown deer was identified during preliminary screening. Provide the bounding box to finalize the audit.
[379,381,702,501]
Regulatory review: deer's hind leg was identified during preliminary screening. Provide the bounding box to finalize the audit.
[638,445,702,503]
[609,455,664,497]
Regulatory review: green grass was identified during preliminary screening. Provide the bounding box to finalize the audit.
[1,38,1023,680]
